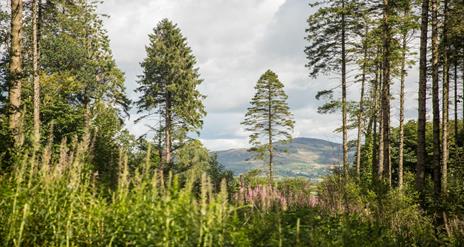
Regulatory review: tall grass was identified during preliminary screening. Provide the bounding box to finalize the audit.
[0,140,248,246]
[1,140,459,246]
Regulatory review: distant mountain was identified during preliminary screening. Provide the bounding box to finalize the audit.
[214,137,347,181]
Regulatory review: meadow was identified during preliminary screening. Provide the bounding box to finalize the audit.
[1,141,461,246]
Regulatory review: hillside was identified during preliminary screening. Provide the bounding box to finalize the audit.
[214,137,345,181]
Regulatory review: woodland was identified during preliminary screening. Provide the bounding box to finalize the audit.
[0,0,463,246]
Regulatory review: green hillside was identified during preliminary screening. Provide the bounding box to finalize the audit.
[215,137,346,180]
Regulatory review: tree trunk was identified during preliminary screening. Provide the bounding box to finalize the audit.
[454,59,459,147]
[371,62,380,180]
[164,96,172,168]
[8,0,23,147]
[441,0,449,194]
[341,0,349,177]
[431,0,441,198]
[378,108,384,180]
[372,116,378,179]
[365,117,373,173]
[82,95,91,146]
[268,80,273,185]
[157,122,163,168]
[82,29,93,147]
[375,57,383,181]
[32,0,41,152]
[398,22,407,190]
[417,0,429,194]
[382,0,392,187]
[356,23,369,178]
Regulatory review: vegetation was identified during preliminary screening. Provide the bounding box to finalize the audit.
[135,19,205,168]
[0,0,463,246]
[1,146,453,246]
[241,70,294,184]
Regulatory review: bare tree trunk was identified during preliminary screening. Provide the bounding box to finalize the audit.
[417,0,429,194]
[378,108,384,180]
[431,0,441,198]
[398,23,408,190]
[382,0,392,187]
[164,95,172,168]
[441,0,449,194]
[157,121,163,168]
[365,117,373,172]
[372,116,378,178]
[377,57,384,181]
[268,81,273,185]
[454,59,459,147]
[8,0,23,147]
[341,0,349,177]
[371,58,381,180]
[356,23,369,178]
[32,0,41,152]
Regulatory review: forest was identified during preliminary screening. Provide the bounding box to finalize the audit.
[0,0,463,246]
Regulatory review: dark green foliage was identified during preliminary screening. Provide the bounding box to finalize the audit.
[39,0,129,117]
[172,140,234,195]
[0,0,130,178]
[136,19,206,149]
[91,103,127,186]
[355,119,464,240]
[207,154,235,193]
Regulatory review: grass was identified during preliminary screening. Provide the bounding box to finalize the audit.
[0,143,240,246]
[0,141,461,246]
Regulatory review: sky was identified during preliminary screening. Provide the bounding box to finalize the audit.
[98,0,421,151]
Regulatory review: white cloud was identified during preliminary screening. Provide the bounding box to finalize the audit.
[200,138,249,151]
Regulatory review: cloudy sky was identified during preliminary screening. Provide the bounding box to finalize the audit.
[98,0,420,151]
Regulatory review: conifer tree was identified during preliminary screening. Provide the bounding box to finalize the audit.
[354,5,372,178]
[448,0,464,149]
[305,0,359,177]
[365,45,383,180]
[416,0,430,194]
[381,0,392,186]
[136,19,206,168]
[442,0,450,194]
[242,70,294,184]
[397,0,416,189]
[431,0,442,198]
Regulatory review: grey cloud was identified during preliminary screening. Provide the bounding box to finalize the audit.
[99,0,423,151]
[258,0,313,60]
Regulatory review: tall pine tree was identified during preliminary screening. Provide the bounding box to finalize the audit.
[416,0,430,194]
[242,70,294,184]
[136,19,206,169]
[305,0,360,177]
